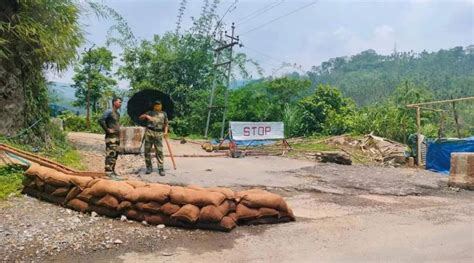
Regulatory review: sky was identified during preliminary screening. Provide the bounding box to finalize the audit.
[47,0,474,86]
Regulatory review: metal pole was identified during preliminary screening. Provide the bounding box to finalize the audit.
[220,23,237,140]
[204,31,223,138]
[416,107,422,166]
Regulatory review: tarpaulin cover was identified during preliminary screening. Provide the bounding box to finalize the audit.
[426,137,474,174]
[211,139,276,146]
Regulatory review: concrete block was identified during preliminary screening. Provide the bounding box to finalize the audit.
[449,153,474,190]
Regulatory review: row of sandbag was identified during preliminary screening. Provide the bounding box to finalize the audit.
[22,163,295,232]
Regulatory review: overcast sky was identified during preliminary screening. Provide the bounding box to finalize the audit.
[48,0,474,85]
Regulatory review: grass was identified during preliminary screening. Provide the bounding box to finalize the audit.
[0,165,24,200]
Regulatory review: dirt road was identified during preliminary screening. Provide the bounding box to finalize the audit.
[0,132,472,262]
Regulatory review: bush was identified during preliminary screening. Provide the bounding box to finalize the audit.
[0,165,25,200]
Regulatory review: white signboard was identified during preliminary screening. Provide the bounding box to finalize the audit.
[230,121,284,141]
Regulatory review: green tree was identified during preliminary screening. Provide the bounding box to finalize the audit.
[72,46,117,127]
[298,84,355,136]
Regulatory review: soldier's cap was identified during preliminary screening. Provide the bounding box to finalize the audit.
[152,99,162,105]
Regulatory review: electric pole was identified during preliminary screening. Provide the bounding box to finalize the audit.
[204,23,239,140]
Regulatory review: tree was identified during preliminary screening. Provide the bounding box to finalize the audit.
[72,47,117,127]
[298,84,355,136]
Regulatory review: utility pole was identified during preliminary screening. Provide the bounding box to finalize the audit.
[204,23,239,139]
[85,44,95,129]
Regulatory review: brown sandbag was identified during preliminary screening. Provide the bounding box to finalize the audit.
[207,187,235,200]
[171,204,200,223]
[170,186,225,207]
[219,216,237,231]
[218,200,232,215]
[22,176,35,187]
[65,186,82,203]
[126,180,149,188]
[96,194,119,209]
[44,184,57,194]
[235,188,267,200]
[88,179,134,199]
[228,212,238,223]
[240,191,288,212]
[43,171,72,187]
[22,187,65,205]
[279,208,296,221]
[35,177,45,191]
[199,205,224,223]
[76,188,95,202]
[158,202,181,216]
[236,203,259,221]
[125,209,148,222]
[144,214,172,225]
[87,178,102,188]
[51,187,71,197]
[141,201,162,214]
[187,185,206,191]
[67,198,89,213]
[124,184,171,203]
[134,202,147,211]
[117,201,133,211]
[24,163,41,178]
[69,176,93,189]
[258,207,279,218]
[89,204,120,218]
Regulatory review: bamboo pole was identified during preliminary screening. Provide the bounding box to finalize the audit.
[164,136,177,170]
[407,96,474,108]
[416,107,422,166]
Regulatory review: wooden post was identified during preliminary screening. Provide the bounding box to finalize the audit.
[416,107,422,166]
[451,100,461,138]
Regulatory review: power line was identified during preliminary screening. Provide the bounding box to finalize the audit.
[242,45,285,64]
[240,1,318,36]
[211,0,238,36]
[236,0,285,26]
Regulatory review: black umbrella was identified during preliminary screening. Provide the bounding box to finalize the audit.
[127,89,174,127]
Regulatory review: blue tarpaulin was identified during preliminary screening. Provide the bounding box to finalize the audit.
[211,139,276,146]
[426,137,474,174]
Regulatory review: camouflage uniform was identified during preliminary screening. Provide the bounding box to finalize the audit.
[144,110,168,171]
[98,109,120,172]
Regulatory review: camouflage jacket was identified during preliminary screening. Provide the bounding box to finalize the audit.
[98,109,120,135]
[145,111,168,132]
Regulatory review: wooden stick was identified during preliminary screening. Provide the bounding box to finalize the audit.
[406,96,474,107]
[164,136,177,170]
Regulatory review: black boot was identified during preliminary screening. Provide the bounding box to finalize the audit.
[158,168,165,176]
[146,167,152,174]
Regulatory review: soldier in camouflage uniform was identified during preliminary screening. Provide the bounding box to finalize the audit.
[139,99,168,176]
[98,97,122,178]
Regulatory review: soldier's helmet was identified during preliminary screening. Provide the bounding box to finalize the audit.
[152,99,162,105]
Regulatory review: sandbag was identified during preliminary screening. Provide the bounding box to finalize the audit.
[87,178,102,188]
[65,186,82,203]
[44,184,57,194]
[88,179,134,199]
[258,207,279,218]
[76,188,95,202]
[22,176,35,188]
[51,187,71,197]
[170,186,225,207]
[244,217,293,225]
[96,194,119,209]
[207,187,235,200]
[22,187,65,205]
[117,201,133,211]
[199,205,224,223]
[218,200,232,215]
[69,176,93,189]
[125,209,148,222]
[227,212,238,223]
[235,189,267,200]
[240,191,288,212]
[158,202,181,216]
[141,201,162,214]
[126,180,149,188]
[89,204,120,218]
[24,163,41,178]
[67,198,89,213]
[279,208,296,221]
[171,204,200,223]
[35,177,45,191]
[144,214,172,225]
[219,216,237,231]
[236,203,259,221]
[124,184,171,203]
